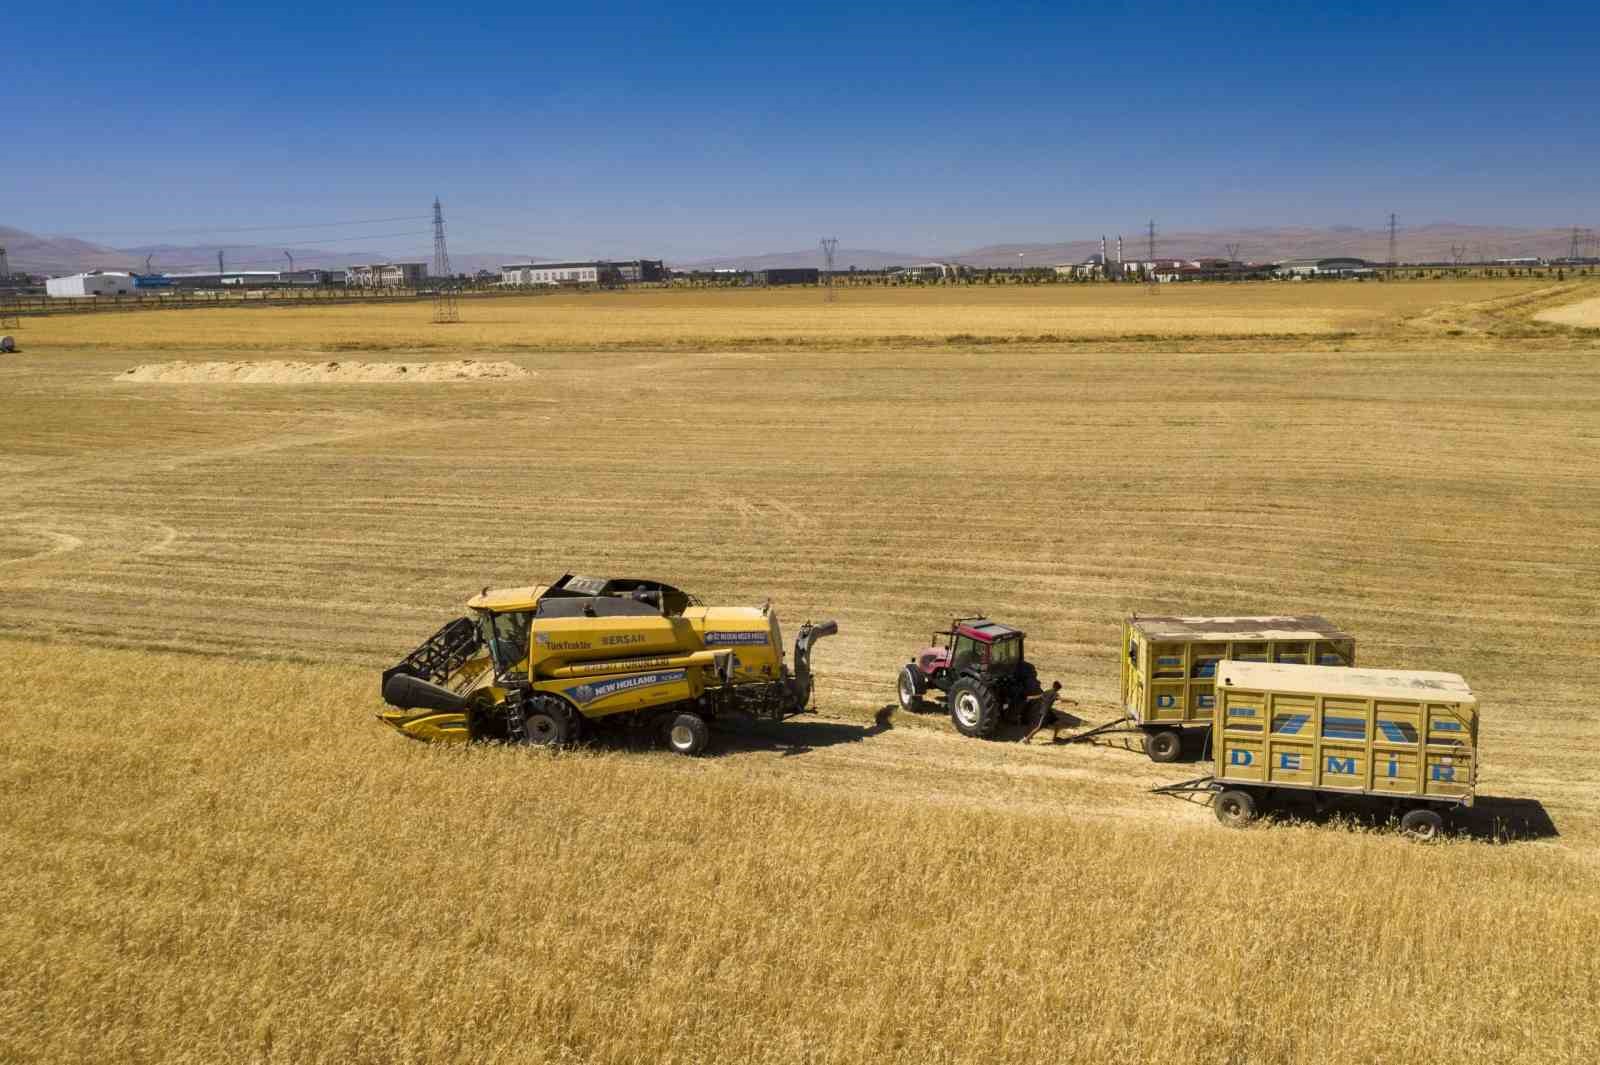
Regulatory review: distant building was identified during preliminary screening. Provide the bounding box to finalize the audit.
[1058,254,1105,279]
[347,262,427,287]
[894,262,966,282]
[46,271,138,298]
[1274,257,1374,278]
[612,259,666,283]
[753,268,820,286]
[499,260,663,285]
[283,268,344,285]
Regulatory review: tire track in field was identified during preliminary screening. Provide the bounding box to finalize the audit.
[0,414,440,502]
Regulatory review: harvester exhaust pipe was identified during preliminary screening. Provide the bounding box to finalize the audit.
[789,619,840,712]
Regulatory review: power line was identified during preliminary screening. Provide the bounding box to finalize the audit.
[147,230,431,271]
[820,237,838,302]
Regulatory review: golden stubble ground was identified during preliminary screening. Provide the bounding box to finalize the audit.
[3,293,1599,1063]
[17,275,1600,353]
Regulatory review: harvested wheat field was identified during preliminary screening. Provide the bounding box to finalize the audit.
[116,358,531,384]
[18,275,1600,353]
[3,320,1600,1064]
[1536,295,1600,330]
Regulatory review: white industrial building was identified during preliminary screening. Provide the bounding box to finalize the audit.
[1274,257,1374,278]
[46,271,138,298]
[501,261,611,286]
[347,262,427,287]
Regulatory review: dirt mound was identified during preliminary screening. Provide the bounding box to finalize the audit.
[116,359,532,384]
[1534,296,1600,329]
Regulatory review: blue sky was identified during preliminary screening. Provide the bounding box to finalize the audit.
[6,1,1597,259]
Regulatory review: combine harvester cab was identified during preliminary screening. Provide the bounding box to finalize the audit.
[379,574,837,755]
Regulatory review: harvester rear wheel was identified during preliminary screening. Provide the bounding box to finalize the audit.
[1145,729,1182,763]
[1399,807,1444,842]
[661,711,710,756]
[1214,789,1257,827]
[897,665,924,711]
[521,695,575,748]
[948,677,1000,739]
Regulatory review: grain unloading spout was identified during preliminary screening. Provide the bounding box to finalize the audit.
[789,620,840,712]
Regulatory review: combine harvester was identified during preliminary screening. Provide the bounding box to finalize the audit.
[380,574,837,755]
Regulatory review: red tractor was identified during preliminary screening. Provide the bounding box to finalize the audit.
[896,617,1060,738]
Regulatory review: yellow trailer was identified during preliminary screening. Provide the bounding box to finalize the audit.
[1206,660,1477,839]
[1121,615,1354,762]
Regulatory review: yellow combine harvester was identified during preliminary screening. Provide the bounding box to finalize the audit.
[379,574,838,755]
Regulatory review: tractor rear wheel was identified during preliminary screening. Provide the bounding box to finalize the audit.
[897,664,924,711]
[1004,661,1044,721]
[1399,807,1445,842]
[661,711,711,756]
[948,677,1000,739]
[521,695,575,748]
[1214,789,1258,827]
[1145,729,1183,763]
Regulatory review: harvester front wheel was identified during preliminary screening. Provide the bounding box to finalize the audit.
[1399,807,1445,842]
[897,665,924,711]
[1145,729,1182,763]
[662,712,710,757]
[948,678,1000,739]
[1214,789,1257,827]
[521,695,575,748]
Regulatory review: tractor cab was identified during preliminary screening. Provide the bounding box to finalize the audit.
[918,617,1025,679]
[899,616,1047,738]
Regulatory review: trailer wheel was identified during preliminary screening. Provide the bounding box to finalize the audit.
[1214,789,1257,827]
[662,712,710,756]
[1145,729,1183,763]
[520,695,575,748]
[897,665,924,711]
[948,677,1000,738]
[1399,807,1444,842]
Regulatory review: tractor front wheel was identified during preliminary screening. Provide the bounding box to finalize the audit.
[897,664,925,711]
[948,677,1001,739]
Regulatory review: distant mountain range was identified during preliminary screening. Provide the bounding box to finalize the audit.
[677,225,1592,270]
[0,226,524,277]
[676,248,927,271]
[4,222,1590,277]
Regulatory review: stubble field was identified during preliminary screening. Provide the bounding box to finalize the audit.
[3,281,1600,1064]
[19,274,1600,352]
